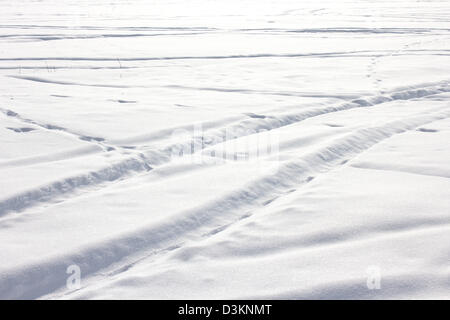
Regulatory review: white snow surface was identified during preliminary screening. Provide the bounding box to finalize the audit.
[0,0,449,299]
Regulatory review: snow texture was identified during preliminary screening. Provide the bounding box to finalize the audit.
[0,0,449,299]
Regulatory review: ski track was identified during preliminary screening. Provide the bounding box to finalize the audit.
[1,49,450,63]
[1,81,449,218]
[0,106,449,299]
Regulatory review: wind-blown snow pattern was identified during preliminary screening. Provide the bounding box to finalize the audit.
[0,0,449,300]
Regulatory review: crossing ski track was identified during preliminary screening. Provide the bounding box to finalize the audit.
[1,81,449,219]
[41,107,450,300]
[1,91,449,299]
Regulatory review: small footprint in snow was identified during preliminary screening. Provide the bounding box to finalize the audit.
[7,127,36,133]
[117,99,137,104]
[417,128,438,133]
[325,123,344,127]
[244,113,266,119]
